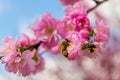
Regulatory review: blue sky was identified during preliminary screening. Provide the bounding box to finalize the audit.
[0,0,64,75]
[0,0,64,38]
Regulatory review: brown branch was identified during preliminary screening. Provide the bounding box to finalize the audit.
[24,41,42,50]
[0,41,43,60]
[87,0,108,14]
[0,56,3,60]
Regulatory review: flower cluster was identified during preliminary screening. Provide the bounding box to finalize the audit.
[0,34,44,77]
[59,2,110,60]
[0,1,110,77]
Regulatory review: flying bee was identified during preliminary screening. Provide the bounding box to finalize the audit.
[61,39,70,57]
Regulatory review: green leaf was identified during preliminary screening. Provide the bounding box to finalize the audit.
[90,29,96,36]
[19,47,24,53]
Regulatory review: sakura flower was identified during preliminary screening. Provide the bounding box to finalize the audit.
[65,1,87,16]
[32,13,60,53]
[42,35,60,54]
[4,49,44,77]
[19,50,44,76]
[0,36,18,62]
[64,2,91,32]
[79,29,91,41]
[81,42,102,58]
[32,13,59,41]
[94,21,110,45]
[59,0,79,6]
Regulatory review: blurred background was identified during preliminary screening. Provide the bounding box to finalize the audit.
[0,0,120,80]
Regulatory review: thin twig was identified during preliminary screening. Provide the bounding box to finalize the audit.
[0,41,43,60]
[0,56,3,60]
[24,41,42,50]
[87,0,108,14]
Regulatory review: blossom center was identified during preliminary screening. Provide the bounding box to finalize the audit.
[77,19,86,27]
[45,26,54,36]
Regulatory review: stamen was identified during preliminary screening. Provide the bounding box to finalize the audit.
[45,26,54,35]
[67,24,73,31]
[91,53,96,58]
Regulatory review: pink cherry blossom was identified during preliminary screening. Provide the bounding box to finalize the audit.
[42,35,60,54]
[94,20,110,45]
[20,33,37,47]
[19,49,44,76]
[32,13,60,53]
[80,20,110,58]
[0,36,18,62]
[64,2,91,32]
[79,29,91,41]
[4,49,44,77]
[59,0,79,6]
[81,42,102,58]
[71,13,90,31]
[57,20,72,38]
[32,13,59,41]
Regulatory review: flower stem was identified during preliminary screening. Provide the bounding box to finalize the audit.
[87,0,108,13]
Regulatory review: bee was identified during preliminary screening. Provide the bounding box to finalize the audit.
[82,42,96,58]
[61,39,70,57]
